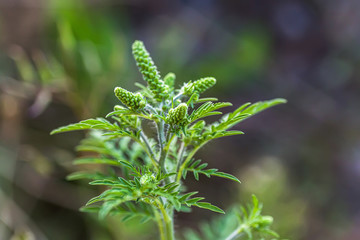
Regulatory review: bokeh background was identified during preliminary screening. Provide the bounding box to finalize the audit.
[1,0,360,239]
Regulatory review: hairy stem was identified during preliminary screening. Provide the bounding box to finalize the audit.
[139,132,158,168]
[157,121,169,174]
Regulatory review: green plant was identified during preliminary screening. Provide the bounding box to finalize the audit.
[184,195,280,240]
[51,40,286,240]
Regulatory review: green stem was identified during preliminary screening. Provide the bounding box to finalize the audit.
[164,134,176,152]
[175,142,186,177]
[156,199,175,240]
[138,132,158,169]
[224,225,246,240]
[176,145,201,183]
[154,207,166,240]
[158,121,166,170]
[173,92,183,102]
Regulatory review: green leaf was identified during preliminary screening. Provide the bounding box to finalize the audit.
[185,197,205,205]
[179,191,199,202]
[211,172,241,183]
[99,199,125,220]
[213,98,286,131]
[51,118,120,135]
[74,158,121,166]
[195,97,218,103]
[79,206,100,213]
[189,102,232,123]
[194,202,225,214]
[184,159,240,183]
[66,171,108,181]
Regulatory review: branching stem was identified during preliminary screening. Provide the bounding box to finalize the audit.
[173,92,183,102]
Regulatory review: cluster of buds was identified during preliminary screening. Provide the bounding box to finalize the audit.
[114,87,146,110]
[183,77,216,96]
[132,41,169,101]
[140,173,156,186]
[166,103,188,126]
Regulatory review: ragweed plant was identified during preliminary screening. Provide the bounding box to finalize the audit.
[51,40,286,240]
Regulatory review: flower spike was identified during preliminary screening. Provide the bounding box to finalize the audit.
[184,77,216,96]
[132,40,169,101]
[166,103,188,126]
[114,87,146,110]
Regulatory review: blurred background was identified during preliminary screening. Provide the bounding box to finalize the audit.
[0,0,360,239]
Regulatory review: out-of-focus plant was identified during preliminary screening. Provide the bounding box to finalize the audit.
[184,195,279,240]
[240,158,307,239]
[51,40,286,240]
[8,0,127,118]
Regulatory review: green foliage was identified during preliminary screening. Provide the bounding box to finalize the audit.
[51,40,286,240]
[183,159,240,183]
[183,195,280,240]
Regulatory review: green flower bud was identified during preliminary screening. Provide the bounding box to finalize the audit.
[140,173,156,186]
[114,87,146,110]
[166,103,188,126]
[132,40,169,101]
[184,77,216,96]
[164,72,176,88]
[259,216,273,227]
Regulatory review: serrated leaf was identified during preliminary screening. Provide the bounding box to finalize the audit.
[185,159,239,183]
[189,102,232,123]
[51,118,119,135]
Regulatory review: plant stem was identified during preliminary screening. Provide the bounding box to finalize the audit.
[173,92,183,102]
[164,134,176,152]
[225,225,245,240]
[176,145,200,183]
[175,142,186,176]
[154,207,166,240]
[158,121,167,170]
[156,199,175,240]
[139,132,158,168]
